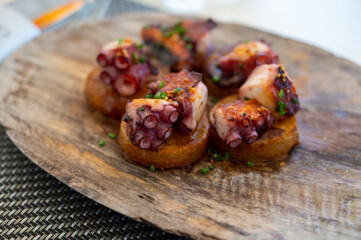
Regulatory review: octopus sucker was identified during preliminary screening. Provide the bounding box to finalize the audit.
[211,100,273,148]
[96,38,155,97]
[239,64,300,119]
[124,70,208,151]
[143,114,159,129]
[154,122,173,140]
[159,105,179,123]
[225,128,243,148]
[132,127,156,150]
[100,67,118,84]
[114,55,130,70]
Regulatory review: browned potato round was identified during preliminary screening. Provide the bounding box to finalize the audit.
[209,94,299,163]
[118,115,210,169]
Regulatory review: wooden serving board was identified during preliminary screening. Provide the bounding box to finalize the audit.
[1,13,361,239]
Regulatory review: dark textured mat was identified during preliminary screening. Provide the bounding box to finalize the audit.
[0,1,190,239]
[0,126,186,239]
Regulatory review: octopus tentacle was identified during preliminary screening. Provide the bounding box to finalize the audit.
[113,73,140,97]
[154,121,173,140]
[159,105,179,123]
[225,127,243,148]
[142,20,216,71]
[124,98,182,151]
[114,55,130,70]
[212,100,273,148]
[206,40,278,88]
[97,51,115,67]
[96,38,156,97]
[124,70,208,151]
[132,127,156,150]
[143,114,159,129]
[148,70,207,134]
[152,138,166,151]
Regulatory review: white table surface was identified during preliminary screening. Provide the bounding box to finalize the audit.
[137,0,361,66]
[3,0,361,66]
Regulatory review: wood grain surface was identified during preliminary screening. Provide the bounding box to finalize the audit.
[0,13,361,239]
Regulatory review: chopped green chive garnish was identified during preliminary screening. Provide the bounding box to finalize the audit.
[239,63,244,69]
[108,133,116,139]
[118,38,124,45]
[277,101,287,116]
[210,96,219,104]
[132,52,139,63]
[99,139,105,147]
[247,161,254,167]
[183,35,190,41]
[154,92,166,99]
[144,25,150,30]
[159,81,165,89]
[186,43,193,50]
[201,167,209,175]
[140,107,145,111]
[243,112,246,116]
[162,28,174,37]
[139,55,146,63]
[150,165,155,172]
[145,93,153,99]
[208,165,214,170]
[244,40,249,43]
[174,87,182,94]
[292,98,298,104]
[156,42,163,48]
[174,22,185,34]
[208,145,229,161]
[244,96,250,101]
[137,43,144,49]
[212,75,220,82]
[278,89,285,99]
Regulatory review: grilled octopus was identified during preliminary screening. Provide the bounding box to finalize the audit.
[210,100,273,148]
[239,64,300,119]
[141,19,216,71]
[123,70,208,151]
[96,38,156,97]
[206,40,278,88]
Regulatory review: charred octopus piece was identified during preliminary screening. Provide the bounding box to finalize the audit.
[239,64,300,119]
[207,40,278,88]
[148,70,208,133]
[141,19,216,71]
[96,38,156,97]
[212,100,273,148]
[124,70,208,151]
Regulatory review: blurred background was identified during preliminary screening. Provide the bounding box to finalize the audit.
[0,0,360,65]
[0,1,360,239]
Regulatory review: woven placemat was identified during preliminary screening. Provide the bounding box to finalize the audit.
[0,1,191,239]
[0,125,187,239]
